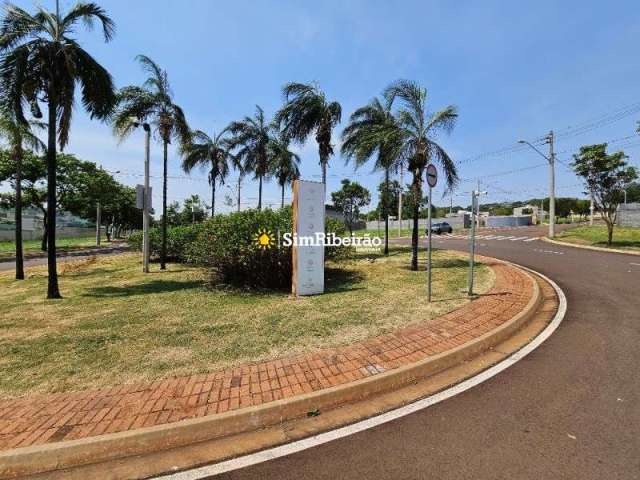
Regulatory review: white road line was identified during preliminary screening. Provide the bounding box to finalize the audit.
[510,237,530,241]
[157,266,568,480]
[630,262,640,266]
[523,238,539,242]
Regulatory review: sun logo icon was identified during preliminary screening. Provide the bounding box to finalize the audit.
[254,228,275,250]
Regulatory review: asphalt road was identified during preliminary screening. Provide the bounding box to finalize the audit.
[0,245,129,272]
[213,225,640,480]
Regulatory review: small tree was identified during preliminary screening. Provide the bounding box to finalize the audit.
[331,179,371,234]
[572,144,637,245]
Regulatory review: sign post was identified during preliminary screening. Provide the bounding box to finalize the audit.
[292,180,325,296]
[426,164,438,302]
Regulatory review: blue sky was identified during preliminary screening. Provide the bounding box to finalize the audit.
[6,0,640,211]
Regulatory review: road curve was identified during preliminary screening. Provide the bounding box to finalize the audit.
[209,226,640,480]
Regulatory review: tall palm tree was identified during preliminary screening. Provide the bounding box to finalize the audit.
[0,112,45,280]
[181,128,232,216]
[228,106,272,210]
[0,2,117,298]
[341,96,404,255]
[275,82,341,185]
[269,132,300,208]
[113,55,190,270]
[384,80,459,270]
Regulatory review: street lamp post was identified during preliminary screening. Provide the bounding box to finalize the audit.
[518,131,556,238]
[132,120,151,273]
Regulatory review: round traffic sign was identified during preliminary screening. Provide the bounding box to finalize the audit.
[426,164,437,188]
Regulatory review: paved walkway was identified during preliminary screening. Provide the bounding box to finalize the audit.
[0,260,533,452]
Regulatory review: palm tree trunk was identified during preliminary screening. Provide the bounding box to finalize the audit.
[46,95,61,299]
[258,175,263,210]
[384,168,389,255]
[320,159,327,185]
[13,143,24,280]
[211,176,216,216]
[410,173,421,271]
[161,140,168,270]
[237,176,241,212]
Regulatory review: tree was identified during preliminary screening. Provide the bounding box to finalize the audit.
[228,106,272,210]
[0,113,45,279]
[0,2,117,298]
[275,82,341,185]
[113,55,190,270]
[342,96,403,254]
[625,181,640,203]
[384,80,459,270]
[572,144,638,244]
[181,128,233,216]
[269,131,300,208]
[331,179,371,234]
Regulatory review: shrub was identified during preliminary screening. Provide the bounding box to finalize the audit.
[127,224,202,262]
[188,207,350,289]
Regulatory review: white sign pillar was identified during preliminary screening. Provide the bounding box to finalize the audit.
[292,180,325,296]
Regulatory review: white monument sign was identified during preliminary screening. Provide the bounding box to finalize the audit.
[292,180,325,296]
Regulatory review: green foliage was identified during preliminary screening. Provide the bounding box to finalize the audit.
[136,207,349,289]
[129,224,203,262]
[331,179,371,233]
[572,143,638,243]
[188,208,293,288]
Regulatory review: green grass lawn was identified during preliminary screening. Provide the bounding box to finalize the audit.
[554,226,640,251]
[0,248,494,398]
[0,237,109,259]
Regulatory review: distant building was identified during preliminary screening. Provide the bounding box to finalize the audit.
[0,207,95,241]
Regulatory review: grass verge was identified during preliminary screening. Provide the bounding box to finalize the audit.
[0,247,494,398]
[553,225,640,251]
[0,237,111,260]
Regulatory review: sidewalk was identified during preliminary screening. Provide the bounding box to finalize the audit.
[0,259,534,455]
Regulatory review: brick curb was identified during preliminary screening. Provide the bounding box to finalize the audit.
[0,258,540,479]
[540,236,640,256]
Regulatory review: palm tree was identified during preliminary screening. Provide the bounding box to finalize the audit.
[341,96,404,255]
[0,2,117,298]
[228,106,272,210]
[181,128,232,216]
[113,55,190,270]
[384,80,459,270]
[0,112,45,279]
[269,132,301,208]
[275,82,341,185]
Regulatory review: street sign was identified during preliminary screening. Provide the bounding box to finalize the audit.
[136,185,152,209]
[426,164,438,188]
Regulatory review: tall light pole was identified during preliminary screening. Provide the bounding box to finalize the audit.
[518,131,556,237]
[133,120,151,273]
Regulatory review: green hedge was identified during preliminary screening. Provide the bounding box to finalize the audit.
[128,224,202,262]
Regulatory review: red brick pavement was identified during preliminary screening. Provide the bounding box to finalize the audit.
[0,260,533,452]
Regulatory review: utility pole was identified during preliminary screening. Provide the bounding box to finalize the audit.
[96,202,101,246]
[468,186,487,296]
[548,130,556,238]
[398,162,404,236]
[476,180,481,229]
[518,131,556,237]
[237,177,241,212]
[142,123,151,273]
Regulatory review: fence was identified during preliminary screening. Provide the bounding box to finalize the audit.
[0,226,102,242]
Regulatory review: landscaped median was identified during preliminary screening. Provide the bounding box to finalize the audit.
[0,248,560,480]
[542,225,640,255]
